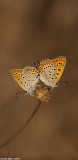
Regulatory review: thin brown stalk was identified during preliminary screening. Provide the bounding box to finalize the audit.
[0,100,41,150]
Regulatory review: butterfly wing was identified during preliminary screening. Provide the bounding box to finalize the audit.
[38,59,56,88]
[10,67,39,94]
[52,56,66,84]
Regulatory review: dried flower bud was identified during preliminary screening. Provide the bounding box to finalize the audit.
[34,84,52,102]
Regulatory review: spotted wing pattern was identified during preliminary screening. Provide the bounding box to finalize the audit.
[10,67,39,94]
[38,59,56,88]
[52,56,66,84]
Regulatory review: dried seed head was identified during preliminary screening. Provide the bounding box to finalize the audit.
[34,84,52,102]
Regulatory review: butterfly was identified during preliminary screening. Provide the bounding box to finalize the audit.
[10,66,39,95]
[11,57,66,94]
[38,56,66,88]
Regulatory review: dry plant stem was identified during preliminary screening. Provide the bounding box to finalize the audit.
[0,100,41,150]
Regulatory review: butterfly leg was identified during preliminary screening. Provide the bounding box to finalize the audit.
[56,82,68,87]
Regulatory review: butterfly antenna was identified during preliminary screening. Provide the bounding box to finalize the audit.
[64,81,69,86]
[34,60,40,69]
[16,91,27,98]
[61,81,69,86]
[16,90,27,95]
[56,81,69,87]
[0,100,41,150]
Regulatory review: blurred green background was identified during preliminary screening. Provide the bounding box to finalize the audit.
[0,0,78,159]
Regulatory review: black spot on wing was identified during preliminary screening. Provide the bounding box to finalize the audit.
[21,81,23,83]
[58,69,61,71]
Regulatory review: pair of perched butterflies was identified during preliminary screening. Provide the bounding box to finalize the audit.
[11,57,66,95]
